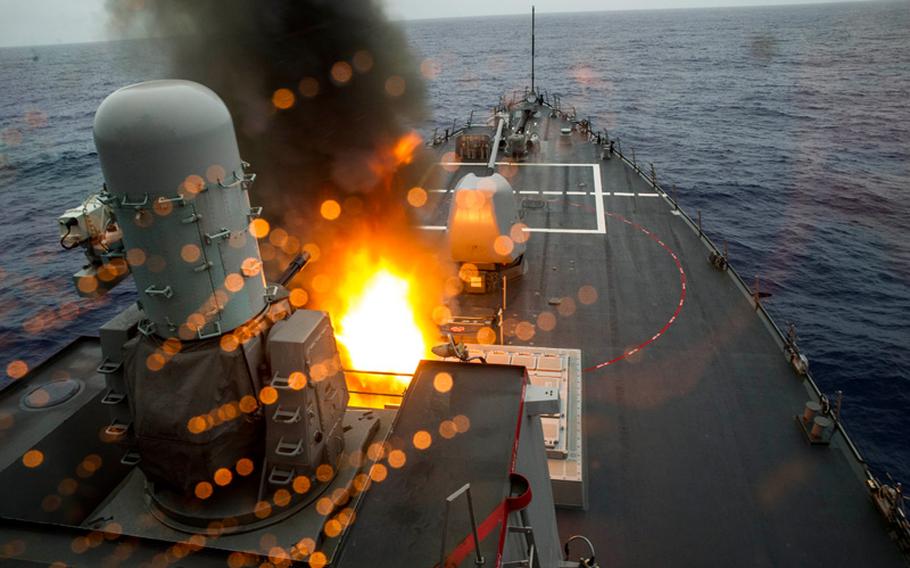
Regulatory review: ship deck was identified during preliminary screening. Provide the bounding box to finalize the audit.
[419,103,905,566]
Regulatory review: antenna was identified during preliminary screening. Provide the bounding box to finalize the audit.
[531,6,536,93]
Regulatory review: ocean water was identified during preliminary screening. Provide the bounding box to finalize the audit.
[1,1,908,481]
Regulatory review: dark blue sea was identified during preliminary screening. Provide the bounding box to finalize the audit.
[1,1,908,482]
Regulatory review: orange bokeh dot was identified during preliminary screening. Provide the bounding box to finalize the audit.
[412,430,432,450]
[249,218,270,239]
[77,276,98,294]
[241,257,262,277]
[220,334,240,352]
[352,50,374,72]
[298,77,319,98]
[194,482,213,500]
[315,497,333,516]
[384,75,406,97]
[515,321,536,341]
[316,464,334,483]
[477,326,496,344]
[320,199,341,221]
[289,288,309,308]
[369,463,388,482]
[432,305,452,325]
[224,273,244,293]
[302,242,321,262]
[187,416,207,434]
[510,222,530,244]
[272,88,295,110]
[180,244,201,263]
[387,449,406,469]
[183,174,205,194]
[126,248,146,267]
[239,395,258,413]
[324,519,342,538]
[259,386,278,405]
[254,500,272,519]
[537,311,557,331]
[6,360,28,379]
[453,414,471,433]
[310,551,328,568]
[22,449,44,468]
[293,475,312,494]
[433,372,453,393]
[406,187,427,208]
[269,227,288,247]
[331,61,353,84]
[439,420,457,439]
[289,371,308,390]
[205,164,226,183]
[146,353,165,372]
[214,468,233,486]
[578,284,598,305]
[493,235,515,256]
[236,458,254,476]
[273,488,292,507]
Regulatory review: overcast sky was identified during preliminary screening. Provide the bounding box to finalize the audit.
[0,0,877,48]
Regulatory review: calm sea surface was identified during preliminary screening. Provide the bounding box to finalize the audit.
[1,2,908,480]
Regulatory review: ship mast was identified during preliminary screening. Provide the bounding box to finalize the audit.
[531,5,536,93]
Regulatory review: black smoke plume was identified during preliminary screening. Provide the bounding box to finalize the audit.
[106,0,429,231]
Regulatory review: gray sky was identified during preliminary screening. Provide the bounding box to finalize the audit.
[0,0,875,48]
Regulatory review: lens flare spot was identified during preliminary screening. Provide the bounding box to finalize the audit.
[493,235,515,256]
[6,360,28,379]
[249,218,270,239]
[224,273,244,293]
[293,475,312,494]
[259,386,278,405]
[384,75,406,97]
[194,482,213,500]
[272,88,295,110]
[578,284,598,305]
[331,61,353,84]
[387,449,406,469]
[180,244,201,263]
[22,449,44,468]
[407,186,427,208]
[214,468,233,486]
[289,288,309,308]
[412,430,432,450]
[453,414,471,433]
[433,372,453,393]
[299,77,319,98]
[236,458,254,477]
[320,199,341,221]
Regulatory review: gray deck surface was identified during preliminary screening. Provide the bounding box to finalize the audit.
[423,105,904,566]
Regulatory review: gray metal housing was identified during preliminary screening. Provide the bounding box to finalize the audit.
[94,80,266,337]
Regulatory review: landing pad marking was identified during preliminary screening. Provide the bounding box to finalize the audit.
[584,211,687,372]
[431,161,607,234]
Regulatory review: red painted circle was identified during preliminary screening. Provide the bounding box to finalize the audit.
[583,211,687,373]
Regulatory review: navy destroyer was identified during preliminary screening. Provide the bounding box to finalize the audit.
[1,10,908,568]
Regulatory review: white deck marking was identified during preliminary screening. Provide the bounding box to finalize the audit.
[434,161,606,235]
[639,193,660,197]
[592,163,606,234]
[418,225,604,235]
[439,161,599,168]
[612,192,636,197]
[429,189,449,193]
